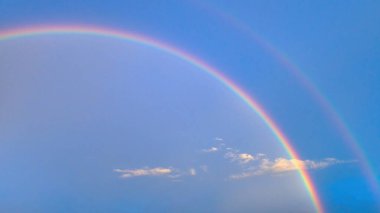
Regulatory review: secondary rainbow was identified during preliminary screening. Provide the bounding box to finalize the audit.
[191,1,380,202]
[0,25,324,213]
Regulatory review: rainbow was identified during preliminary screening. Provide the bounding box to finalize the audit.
[0,25,324,213]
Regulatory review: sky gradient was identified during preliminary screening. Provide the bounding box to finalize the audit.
[0,1,380,212]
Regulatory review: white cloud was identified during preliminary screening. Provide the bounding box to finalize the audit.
[259,158,308,174]
[202,147,219,153]
[225,151,255,164]
[115,166,201,179]
[214,137,224,141]
[114,140,350,182]
[114,167,174,178]
[238,153,255,163]
[230,157,352,179]
[260,157,348,173]
[189,168,197,176]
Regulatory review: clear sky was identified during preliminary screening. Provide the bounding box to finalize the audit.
[0,1,380,212]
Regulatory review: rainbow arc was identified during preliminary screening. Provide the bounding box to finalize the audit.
[0,25,324,213]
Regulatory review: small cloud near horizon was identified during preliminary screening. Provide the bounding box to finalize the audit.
[189,168,197,176]
[202,147,219,153]
[115,139,351,181]
[230,158,354,179]
[114,167,175,178]
[225,151,255,164]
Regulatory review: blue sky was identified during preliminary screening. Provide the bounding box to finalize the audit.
[1,0,380,212]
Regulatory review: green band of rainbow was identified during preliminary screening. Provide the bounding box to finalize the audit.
[0,25,324,213]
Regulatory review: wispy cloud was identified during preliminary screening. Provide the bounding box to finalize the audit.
[114,166,199,179]
[202,147,219,153]
[259,157,342,173]
[238,153,255,163]
[114,167,175,178]
[201,138,227,153]
[230,158,353,179]
[114,139,350,181]
[225,151,255,164]
[189,168,197,176]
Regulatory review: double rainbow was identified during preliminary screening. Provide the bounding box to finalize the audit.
[0,25,324,213]
[194,3,380,203]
